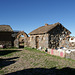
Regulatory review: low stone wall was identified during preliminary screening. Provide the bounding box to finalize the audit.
[49,49,66,57]
[39,48,66,58]
[66,51,75,60]
[43,48,75,60]
[38,47,75,60]
[0,41,12,48]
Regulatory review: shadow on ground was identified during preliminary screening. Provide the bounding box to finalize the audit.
[0,57,19,69]
[6,67,75,75]
[0,50,21,56]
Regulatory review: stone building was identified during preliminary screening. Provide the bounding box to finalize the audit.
[0,23,72,49]
[0,25,29,48]
[29,22,71,49]
[0,25,13,48]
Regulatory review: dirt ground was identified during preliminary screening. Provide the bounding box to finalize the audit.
[0,48,75,75]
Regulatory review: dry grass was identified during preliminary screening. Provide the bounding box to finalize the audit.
[0,47,75,75]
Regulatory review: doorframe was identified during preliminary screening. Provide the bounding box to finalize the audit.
[36,36,39,48]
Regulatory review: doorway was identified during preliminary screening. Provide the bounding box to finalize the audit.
[36,36,39,48]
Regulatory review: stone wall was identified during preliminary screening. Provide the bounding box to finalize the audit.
[69,42,75,49]
[0,41,12,48]
[14,31,29,48]
[0,32,13,48]
[14,39,19,48]
[14,37,29,48]
[24,37,29,47]
[49,34,59,48]
[66,51,75,60]
[26,37,30,47]
[30,34,49,48]
[48,25,70,48]
[59,38,70,48]
[59,37,75,49]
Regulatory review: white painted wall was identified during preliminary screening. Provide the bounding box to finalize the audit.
[69,37,75,42]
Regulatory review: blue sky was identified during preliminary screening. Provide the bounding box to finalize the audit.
[0,0,75,36]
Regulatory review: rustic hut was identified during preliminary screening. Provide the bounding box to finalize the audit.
[0,25,29,48]
[0,25,13,48]
[29,22,71,49]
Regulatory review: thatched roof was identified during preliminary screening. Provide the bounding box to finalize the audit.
[0,25,13,32]
[29,22,71,35]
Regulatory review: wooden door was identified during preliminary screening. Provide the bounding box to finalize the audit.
[36,36,39,48]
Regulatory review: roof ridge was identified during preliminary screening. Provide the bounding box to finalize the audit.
[29,22,71,35]
[0,25,10,26]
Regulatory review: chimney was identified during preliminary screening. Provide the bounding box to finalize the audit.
[45,23,48,26]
